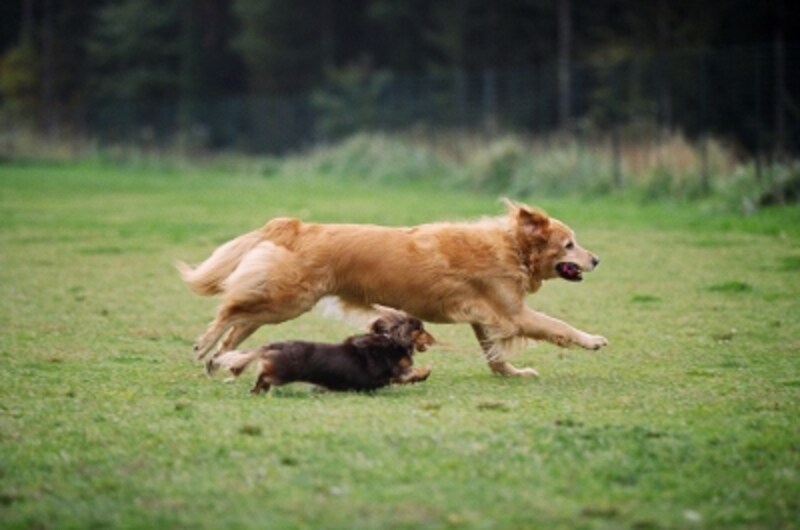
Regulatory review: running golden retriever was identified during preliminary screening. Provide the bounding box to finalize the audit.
[178,200,608,377]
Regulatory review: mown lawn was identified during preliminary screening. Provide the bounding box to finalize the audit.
[1,160,798,529]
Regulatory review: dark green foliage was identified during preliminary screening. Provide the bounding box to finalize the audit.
[0,43,39,120]
[232,0,324,94]
[86,0,182,100]
[0,0,797,161]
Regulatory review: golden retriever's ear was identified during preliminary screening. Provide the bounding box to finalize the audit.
[515,204,550,238]
[501,197,522,214]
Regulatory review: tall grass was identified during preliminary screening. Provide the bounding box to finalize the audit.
[2,125,796,209]
[282,130,787,210]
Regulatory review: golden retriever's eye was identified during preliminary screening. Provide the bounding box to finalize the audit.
[565,241,575,250]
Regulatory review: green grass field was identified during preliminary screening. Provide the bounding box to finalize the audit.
[1,160,799,529]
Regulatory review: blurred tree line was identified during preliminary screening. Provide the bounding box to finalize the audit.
[0,0,797,156]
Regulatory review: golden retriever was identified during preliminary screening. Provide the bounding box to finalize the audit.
[178,200,607,377]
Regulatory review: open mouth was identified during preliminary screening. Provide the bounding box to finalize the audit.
[556,262,583,282]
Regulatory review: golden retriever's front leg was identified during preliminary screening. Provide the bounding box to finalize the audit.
[516,308,608,350]
[471,324,539,377]
[488,360,539,377]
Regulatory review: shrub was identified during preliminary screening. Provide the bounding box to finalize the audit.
[464,136,526,193]
[282,133,456,185]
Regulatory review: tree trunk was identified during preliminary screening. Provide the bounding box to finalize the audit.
[483,2,498,135]
[319,0,335,72]
[21,0,35,45]
[41,0,58,141]
[656,0,672,133]
[557,0,572,133]
[773,0,786,160]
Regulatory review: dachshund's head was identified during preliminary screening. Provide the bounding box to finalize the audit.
[370,314,435,353]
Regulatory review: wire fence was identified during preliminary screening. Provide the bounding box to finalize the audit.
[19,45,800,164]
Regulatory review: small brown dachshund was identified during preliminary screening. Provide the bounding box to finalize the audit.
[211,314,435,394]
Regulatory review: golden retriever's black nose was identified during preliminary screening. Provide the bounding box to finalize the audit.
[591,256,600,268]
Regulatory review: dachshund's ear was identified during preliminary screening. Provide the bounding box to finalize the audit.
[370,317,390,335]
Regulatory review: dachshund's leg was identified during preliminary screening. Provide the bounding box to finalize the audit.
[393,366,432,384]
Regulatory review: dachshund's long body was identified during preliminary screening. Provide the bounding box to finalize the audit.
[214,315,434,393]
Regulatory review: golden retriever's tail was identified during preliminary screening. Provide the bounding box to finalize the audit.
[176,229,264,296]
[212,348,263,377]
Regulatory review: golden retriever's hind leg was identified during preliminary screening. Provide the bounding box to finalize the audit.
[194,307,261,361]
[194,316,240,361]
[219,323,260,352]
[206,323,261,374]
[471,324,539,378]
[195,287,321,362]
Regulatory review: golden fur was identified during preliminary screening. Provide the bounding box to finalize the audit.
[178,200,608,376]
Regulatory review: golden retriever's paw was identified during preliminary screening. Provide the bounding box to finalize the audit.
[489,361,540,377]
[580,334,608,350]
[514,366,540,377]
[194,341,212,361]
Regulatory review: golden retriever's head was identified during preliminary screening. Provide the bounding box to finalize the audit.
[506,200,599,283]
[370,314,436,353]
